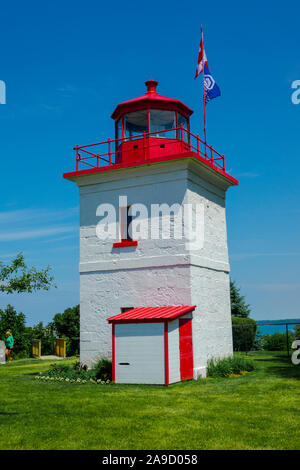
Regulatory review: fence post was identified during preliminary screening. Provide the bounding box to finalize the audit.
[54,338,66,358]
[32,339,41,358]
[143,131,146,160]
[286,324,290,358]
[180,124,183,151]
[210,145,213,164]
[76,145,79,171]
[222,155,225,171]
[108,138,111,166]
[197,134,199,155]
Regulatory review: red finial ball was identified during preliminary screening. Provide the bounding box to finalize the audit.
[145,79,158,94]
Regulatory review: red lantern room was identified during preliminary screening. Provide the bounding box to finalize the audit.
[64,79,238,185]
[111,79,193,164]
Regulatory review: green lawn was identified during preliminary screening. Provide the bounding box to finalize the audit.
[0,351,299,450]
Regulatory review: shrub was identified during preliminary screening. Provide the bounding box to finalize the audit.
[207,355,255,378]
[232,317,257,351]
[38,358,112,383]
[92,359,112,381]
[262,332,293,351]
[294,325,300,341]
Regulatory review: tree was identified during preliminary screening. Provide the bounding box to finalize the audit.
[232,317,257,351]
[53,305,80,356]
[29,321,56,355]
[0,253,55,294]
[230,280,251,318]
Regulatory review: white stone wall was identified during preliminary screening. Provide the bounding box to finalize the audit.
[80,265,191,366]
[72,158,235,373]
[190,266,233,378]
[0,340,5,364]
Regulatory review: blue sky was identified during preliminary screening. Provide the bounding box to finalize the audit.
[0,0,299,325]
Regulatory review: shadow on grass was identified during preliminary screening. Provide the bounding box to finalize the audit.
[261,353,300,379]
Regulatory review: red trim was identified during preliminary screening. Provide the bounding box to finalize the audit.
[179,318,193,381]
[107,305,196,323]
[108,319,167,324]
[112,323,115,383]
[63,151,238,186]
[164,321,169,386]
[113,240,138,248]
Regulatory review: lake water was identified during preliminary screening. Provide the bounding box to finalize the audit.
[257,319,300,336]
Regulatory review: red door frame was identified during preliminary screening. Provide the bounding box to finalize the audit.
[164,321,169,386]
[179,318,193,380]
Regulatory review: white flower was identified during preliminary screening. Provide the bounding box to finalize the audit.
[65,378,70,382]
[106,380,110,384]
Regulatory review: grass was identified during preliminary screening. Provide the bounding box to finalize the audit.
[0,351,299,450]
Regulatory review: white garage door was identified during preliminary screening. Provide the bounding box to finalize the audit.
[115,322,165,384]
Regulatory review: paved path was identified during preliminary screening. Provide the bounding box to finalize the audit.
[40,355,63,360]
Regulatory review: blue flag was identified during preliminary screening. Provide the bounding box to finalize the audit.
[204,64,221,104]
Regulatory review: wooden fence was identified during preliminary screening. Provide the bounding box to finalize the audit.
[32,339,41,358]
[54,338,66,358]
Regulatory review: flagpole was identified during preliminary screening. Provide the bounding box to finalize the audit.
[202,64,207,153]
[200,24,207,154]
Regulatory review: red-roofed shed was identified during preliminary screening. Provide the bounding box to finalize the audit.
[107,306,196,385]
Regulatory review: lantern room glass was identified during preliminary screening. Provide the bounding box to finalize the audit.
[124,110,148,138]
[121,109,189,141]
[178,114,188,142]
[149,110,176,138]
[116,118,122,141]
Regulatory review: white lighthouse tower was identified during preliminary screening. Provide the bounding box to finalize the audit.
[64,79,238,382]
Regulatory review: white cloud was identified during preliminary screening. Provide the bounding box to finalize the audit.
[231,252,300,261]
[234,172,260,178]
[0,226,74,241]
[0,207,78,224]
[249,283,300,292]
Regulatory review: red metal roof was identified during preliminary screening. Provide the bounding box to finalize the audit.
[111,79,193,120]
[107,306,196,323]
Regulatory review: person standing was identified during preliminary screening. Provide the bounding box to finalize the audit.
[5,331,14,362]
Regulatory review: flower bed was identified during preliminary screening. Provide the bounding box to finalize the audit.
[35,359,112,385]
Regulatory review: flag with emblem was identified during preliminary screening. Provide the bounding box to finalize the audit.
[194,26,221,142]
[204,64,221,104]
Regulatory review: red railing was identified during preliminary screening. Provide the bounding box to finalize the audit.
[74,126,226,172]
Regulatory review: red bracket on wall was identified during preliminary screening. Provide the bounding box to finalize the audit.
[113,240,138,248]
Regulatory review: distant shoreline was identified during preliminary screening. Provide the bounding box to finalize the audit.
[255,319,300,335]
